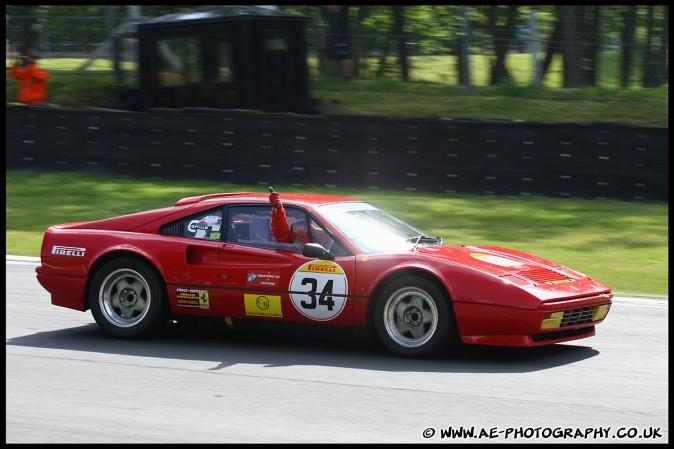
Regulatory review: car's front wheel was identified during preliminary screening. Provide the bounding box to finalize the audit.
[89,257,167,339]
[373,276,455,358]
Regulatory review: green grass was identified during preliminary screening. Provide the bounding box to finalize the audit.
[5,54,669,127]
[6,171,668,299]
[312,87,668,127]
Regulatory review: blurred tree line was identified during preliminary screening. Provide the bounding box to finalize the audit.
[5,5,668,88]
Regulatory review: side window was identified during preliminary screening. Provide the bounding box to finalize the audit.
[182,208,223,241]
[309,217,349,257]
[228,206,273,245]
[227,205,306,252]
[224,206,349,256]
[285,208,308,232]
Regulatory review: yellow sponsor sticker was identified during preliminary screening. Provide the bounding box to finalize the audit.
[470,253,523,267]
[546,279,575,285]
[244,294,283,318]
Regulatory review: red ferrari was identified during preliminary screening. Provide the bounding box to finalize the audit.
[36,191,612,358]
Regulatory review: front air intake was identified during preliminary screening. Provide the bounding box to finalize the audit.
[513,266,573,284]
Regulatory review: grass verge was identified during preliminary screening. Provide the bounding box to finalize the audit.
[6,171,668,298]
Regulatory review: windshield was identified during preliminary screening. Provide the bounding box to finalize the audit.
[317,202,441,254]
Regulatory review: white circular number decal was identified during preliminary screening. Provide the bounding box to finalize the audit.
[289,261,348,321]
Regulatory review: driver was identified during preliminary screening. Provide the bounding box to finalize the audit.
[269,188,310,246]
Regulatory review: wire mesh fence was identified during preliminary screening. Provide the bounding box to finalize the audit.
[5,5,669,89]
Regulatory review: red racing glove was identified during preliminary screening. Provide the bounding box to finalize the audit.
[269,192,282,212]
[269,191,293,243]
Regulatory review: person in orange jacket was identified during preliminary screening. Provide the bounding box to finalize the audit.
[10,47,49,105]
[268,187,310,246]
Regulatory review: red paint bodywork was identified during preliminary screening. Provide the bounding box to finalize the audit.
[36,192,612,346]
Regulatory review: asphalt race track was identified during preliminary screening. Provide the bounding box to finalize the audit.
[6,257,669,444]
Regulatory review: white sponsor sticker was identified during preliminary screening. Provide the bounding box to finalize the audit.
[289,260,348,321]
[51,245,86,257]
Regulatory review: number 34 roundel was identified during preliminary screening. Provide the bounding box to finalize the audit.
[289,260,348,321]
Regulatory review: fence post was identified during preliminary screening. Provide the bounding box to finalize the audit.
[460,5,472,93]
[529,8,542,87]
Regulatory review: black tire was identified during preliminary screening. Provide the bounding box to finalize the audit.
[89,257,167,339]
[373,276,455,358]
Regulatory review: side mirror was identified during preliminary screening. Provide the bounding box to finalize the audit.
[302,242,335,261]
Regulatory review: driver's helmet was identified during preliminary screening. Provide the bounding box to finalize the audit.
[290,221,310,245]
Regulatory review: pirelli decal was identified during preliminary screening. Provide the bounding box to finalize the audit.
[301,261,345,274]
[51,245,86,257]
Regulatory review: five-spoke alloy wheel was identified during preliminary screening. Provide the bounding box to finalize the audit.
[89,257,167,338]
[373,276,455,358]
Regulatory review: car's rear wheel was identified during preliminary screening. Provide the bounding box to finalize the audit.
[373,276,454,358]
[89,257,167,339]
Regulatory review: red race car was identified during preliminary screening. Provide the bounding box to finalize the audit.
[36,190,612,358]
